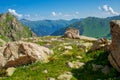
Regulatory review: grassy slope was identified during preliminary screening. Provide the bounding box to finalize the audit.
[0,13,34,41]
[0,36,119,80]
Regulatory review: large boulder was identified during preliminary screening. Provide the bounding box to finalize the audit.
[63,28,80,39]
[0,41,53,68]
[108,20,120,72]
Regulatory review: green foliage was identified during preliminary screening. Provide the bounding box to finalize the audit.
[0,35,9,42]
[0,13,34,41]
[72,50,119,80]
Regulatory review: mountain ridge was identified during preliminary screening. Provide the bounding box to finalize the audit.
[20,19,80,36]
[51,15,120,38]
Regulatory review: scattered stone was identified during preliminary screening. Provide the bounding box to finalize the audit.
[48,77,56,80]
[62,50,72,56]
[63,28,80,39]
[77,42,94,52]
[67,61,85,69]
[67,62,74,68]
[76,56,82,59]
[0,41,53,68]
[6,67,16,76]
[101,65,110,75]
[42,69,48,74]
[108,20,120,72]
[92,64,104,71]
[57,72,73,80]
[64,46,73,50]
[51,38,57,41]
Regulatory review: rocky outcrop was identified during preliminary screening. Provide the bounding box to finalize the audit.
[108,20,120,72]
[63,28,80,39]
[0,12,36,41]
[0,41,53,68]
[88,38,110,52]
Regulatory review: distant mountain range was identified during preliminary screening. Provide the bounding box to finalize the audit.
[51,15,120,38]
[20,15,120,39]
[20,19,80,36]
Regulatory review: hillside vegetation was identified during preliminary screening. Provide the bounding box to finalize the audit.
[0,36,119,80]
[0,12,35,41]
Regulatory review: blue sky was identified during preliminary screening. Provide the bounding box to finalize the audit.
[0,0,120,20]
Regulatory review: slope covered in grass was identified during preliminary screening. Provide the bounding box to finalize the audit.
[0,36,119,80]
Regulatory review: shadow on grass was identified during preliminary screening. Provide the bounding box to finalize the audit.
[71,50,120,80]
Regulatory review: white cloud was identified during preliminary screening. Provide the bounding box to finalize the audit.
[103,5,109,11]
[99,5,119,15]
[8,9,23,18]
[108,7,119,15]
[52,12,57,16]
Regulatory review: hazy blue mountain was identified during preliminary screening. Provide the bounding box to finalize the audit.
[20,19,80,36]
[51,15,120,38]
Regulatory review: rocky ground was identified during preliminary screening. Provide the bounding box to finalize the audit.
[0,36,119,80]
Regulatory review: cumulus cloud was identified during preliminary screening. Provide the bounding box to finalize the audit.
[8,9,23,18]
[52,12,57,16]
[99,5,119,15]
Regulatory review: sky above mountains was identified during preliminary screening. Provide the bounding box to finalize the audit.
[0,0,120,20]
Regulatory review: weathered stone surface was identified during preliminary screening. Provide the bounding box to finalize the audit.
[63,28,80,39]
[64,46,73,50]
[0,41,53,68]
[42,69,48,74]
[108,20,120,72]
[67,61,85,69]
[6,67,16,76]
[88,38,109,52]
[48,77,56,80]
[57,72,73,80]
